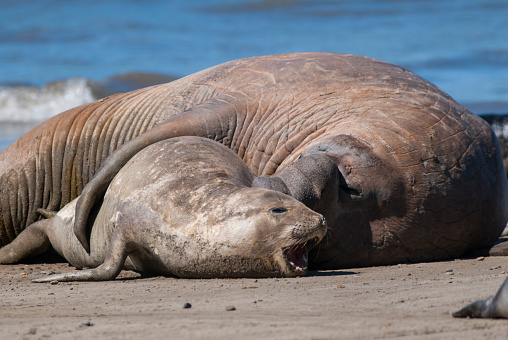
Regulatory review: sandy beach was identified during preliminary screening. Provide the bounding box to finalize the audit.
[1,253,508,340]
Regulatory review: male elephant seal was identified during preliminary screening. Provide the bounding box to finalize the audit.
[0,137,327,280]
[453,277,508,318]
[0,52,507,269]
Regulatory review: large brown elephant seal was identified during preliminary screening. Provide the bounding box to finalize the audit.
[0,52,507,269]
[0,137,327,280]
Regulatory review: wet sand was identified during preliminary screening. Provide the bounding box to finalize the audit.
[1,255,508,339]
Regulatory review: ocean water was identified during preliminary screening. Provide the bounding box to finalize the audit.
[0,0,507,150]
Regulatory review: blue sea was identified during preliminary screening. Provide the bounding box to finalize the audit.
[0,0,507,150]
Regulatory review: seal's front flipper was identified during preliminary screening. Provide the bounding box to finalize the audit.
[0,220,50,264]
[31,260,124,282]
[33,227,129,282]
[453,277,508,318]
[253,153,338,208]
[452,298,492,318]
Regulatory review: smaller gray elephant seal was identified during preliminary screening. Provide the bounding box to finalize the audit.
[0,137,327,281]
[453,277,508,318]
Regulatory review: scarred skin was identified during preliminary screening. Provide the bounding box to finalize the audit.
[0,52,506,269]
[0,137,327,280]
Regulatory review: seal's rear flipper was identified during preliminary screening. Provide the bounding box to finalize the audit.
[0,220,50,264]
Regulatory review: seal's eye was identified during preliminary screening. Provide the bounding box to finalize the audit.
[269,207,288,215]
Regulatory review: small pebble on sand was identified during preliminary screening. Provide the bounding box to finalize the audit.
[81,320,93,326]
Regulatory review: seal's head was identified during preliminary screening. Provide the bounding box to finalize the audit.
[185,187,327,278]
[257,191,327,277]
[191,188,327,278]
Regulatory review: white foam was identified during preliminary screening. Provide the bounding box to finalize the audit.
[0,78,96,123]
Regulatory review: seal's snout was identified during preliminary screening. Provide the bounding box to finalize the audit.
[277,212,328,277]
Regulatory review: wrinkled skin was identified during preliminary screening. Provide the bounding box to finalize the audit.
[0,137,327,280]
[0,52,507,269]
[453,277,508,318]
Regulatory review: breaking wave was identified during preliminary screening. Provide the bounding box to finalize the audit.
[0,72,178,124]
[0,78,95,123]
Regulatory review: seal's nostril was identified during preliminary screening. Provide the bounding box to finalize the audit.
[319,217,327,226]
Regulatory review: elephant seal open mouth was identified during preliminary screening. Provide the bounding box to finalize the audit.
[281,236,321,273]
[0,137,327,281]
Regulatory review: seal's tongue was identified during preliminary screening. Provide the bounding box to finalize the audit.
[284,243,307,270]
